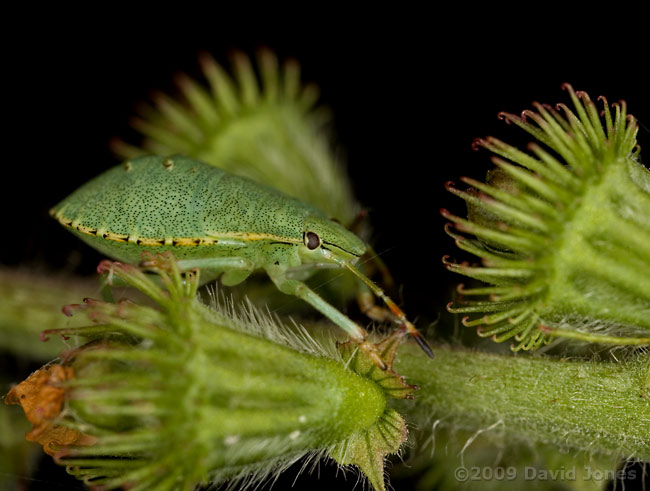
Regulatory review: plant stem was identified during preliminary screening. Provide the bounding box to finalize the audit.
[0,269,96,360]
[394,344,650,460]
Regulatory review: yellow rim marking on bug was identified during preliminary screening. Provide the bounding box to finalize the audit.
[52,212,303,247]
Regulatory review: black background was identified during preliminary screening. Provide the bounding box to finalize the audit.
[3,12,649,491]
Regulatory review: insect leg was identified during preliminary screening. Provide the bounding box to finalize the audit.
[173,257,253,270]
[322,251,434,358]
[268,272,388,370]
[357,287,394,322]
[173,257,255,286]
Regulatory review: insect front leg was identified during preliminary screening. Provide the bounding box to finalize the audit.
[267,271,388,370]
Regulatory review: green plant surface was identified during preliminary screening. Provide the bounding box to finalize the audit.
[0,268,96,360]
[444,86,650,350]
[394,344,650,460]
[5,256,413,491]
[393,426,619,491]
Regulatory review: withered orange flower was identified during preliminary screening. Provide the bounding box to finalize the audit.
[4,364,93,455]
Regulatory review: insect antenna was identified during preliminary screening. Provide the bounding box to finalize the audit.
[327,254,434,358]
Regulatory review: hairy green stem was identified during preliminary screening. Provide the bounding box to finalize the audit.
[395,344,650,460]
[0,269,95,360]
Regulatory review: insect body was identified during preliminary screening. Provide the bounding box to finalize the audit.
[51,155,433,367]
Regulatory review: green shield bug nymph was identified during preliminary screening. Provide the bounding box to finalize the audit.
[51,155,433,368]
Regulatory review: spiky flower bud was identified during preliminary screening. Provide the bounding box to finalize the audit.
[112,50,358,224]
[5,254,413,491]
[442,85,650,350]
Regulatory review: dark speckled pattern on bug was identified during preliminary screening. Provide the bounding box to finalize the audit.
[50,155,366,271]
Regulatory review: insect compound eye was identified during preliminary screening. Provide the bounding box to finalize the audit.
[305,231,321,250]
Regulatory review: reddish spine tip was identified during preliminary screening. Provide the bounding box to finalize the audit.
[446,301,454,311]
[560,82,573,91]
[444,180,456,191]
[497,112,512,124]
[61,304,80,317]
[40,331,51,342]
[521,109,536,121]
[471,138,486,151]
[97,260,119,274]
[440,208,452,218]
[456,283,465,294]
[557,103,572,114]
[461,316,471,326]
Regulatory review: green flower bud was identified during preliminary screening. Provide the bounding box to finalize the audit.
[442,85,650,350]
[112,50,357,224]
[20,254,412,491]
